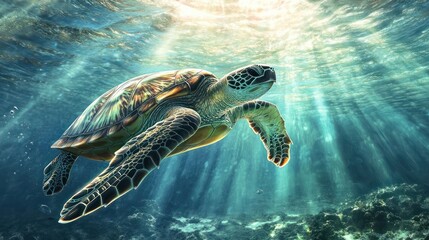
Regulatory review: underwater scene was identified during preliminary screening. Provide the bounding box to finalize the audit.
[1,0,429,239]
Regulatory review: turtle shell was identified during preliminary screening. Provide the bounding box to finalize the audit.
[52,69,215,160]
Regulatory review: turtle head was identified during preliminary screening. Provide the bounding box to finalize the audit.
[220,64,276,103]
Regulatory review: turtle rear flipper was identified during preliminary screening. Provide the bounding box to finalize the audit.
[229,100,292,167]
[59,107,201,223]
[43,151,78,195]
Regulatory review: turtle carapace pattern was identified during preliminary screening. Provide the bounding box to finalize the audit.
[42,64,292,223]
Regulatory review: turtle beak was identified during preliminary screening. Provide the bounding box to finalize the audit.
[266,69,276,83]
[253,69,276,85]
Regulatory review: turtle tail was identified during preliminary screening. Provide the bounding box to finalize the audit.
[43,151,78,196]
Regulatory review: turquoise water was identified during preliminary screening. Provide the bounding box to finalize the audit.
[1,0,429,239]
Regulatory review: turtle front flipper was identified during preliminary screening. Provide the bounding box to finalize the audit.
[58,107,201,223]
[43,151,78,195]
[228,100,292,167]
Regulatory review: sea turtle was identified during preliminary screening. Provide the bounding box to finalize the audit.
[43,64,292,223]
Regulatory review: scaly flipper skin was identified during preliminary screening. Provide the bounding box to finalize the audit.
[43,151,78,195]
[58,107,201,223]
[228,100,292,167]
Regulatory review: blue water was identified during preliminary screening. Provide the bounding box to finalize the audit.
[1,0,429,239]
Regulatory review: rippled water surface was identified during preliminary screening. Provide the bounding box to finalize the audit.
[1,0,428,239]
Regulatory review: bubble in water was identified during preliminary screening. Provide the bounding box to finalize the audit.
[39,204,52,215]
[17,133,25,140]
[9,106,19,116]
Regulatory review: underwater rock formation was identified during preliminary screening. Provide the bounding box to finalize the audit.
[0,184,428,239]
[303,183,429,240]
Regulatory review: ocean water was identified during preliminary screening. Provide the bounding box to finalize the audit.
[1,0,429,239]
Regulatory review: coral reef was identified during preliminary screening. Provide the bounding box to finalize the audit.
[0,184,428,240]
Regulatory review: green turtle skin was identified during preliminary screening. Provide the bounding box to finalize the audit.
[43,64,292,223]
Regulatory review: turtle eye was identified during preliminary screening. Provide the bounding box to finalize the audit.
[247,68,259,77]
